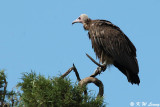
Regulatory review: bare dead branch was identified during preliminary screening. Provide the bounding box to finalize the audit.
[79,77,104,97]
[60,66,74,78]
[60,64,81,81]
[86,53,103,67]
[72,64,81,82]
[60,62,104,97]
[86,53,106,77]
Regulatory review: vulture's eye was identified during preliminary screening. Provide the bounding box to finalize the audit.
[78,17,81,20]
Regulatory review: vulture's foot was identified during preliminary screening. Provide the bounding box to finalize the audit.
[97,66,104,74]
[101,64,107,71]
[90,65,107,77]
[97,64,107,73]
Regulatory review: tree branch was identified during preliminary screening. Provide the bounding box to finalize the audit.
[79,77,104,97]
[60,61,104,97]
[72,64,81,82]
[60,64,81,82]
[60,66,74,78]
[86,53,103,67]
[86,53,107,77]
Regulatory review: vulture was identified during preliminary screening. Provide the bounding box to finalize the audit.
[72,14,140,85]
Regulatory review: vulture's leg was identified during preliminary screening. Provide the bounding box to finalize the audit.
[90,61,107,77]
[97,61,107,71]
[101,61,107,71]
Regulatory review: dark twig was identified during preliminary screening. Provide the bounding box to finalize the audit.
[60,64,81,82]
[60,66,74,78]
[86,53,103,67]
[86,53,107,77]
[73,64,81,82]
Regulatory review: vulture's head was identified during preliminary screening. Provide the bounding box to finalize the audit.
[72,14,89,25]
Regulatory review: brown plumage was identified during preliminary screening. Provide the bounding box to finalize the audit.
[72,14,140,85]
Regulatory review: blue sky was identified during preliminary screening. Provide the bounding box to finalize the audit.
[0,0,160,106]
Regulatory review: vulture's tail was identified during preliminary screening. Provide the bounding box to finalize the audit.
[114,63,140,85]
[126,71,140,85]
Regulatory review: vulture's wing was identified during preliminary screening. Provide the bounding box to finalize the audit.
[89,20,139,75]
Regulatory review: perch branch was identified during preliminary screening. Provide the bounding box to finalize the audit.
[60,62,104,97]
[86,53,107,77]
[86,53,103,67]
[60,64,81,81]
[79,77,104,97]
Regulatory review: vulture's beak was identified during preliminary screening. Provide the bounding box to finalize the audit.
[72,18,81,25]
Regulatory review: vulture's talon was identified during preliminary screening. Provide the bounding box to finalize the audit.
[101,65,107,72]
[97,67,102,72]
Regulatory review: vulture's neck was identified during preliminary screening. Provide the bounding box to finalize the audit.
[83,19,91,30]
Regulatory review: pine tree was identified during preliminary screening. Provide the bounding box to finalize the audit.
[0,70,7,107]
[17,71,106,107]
